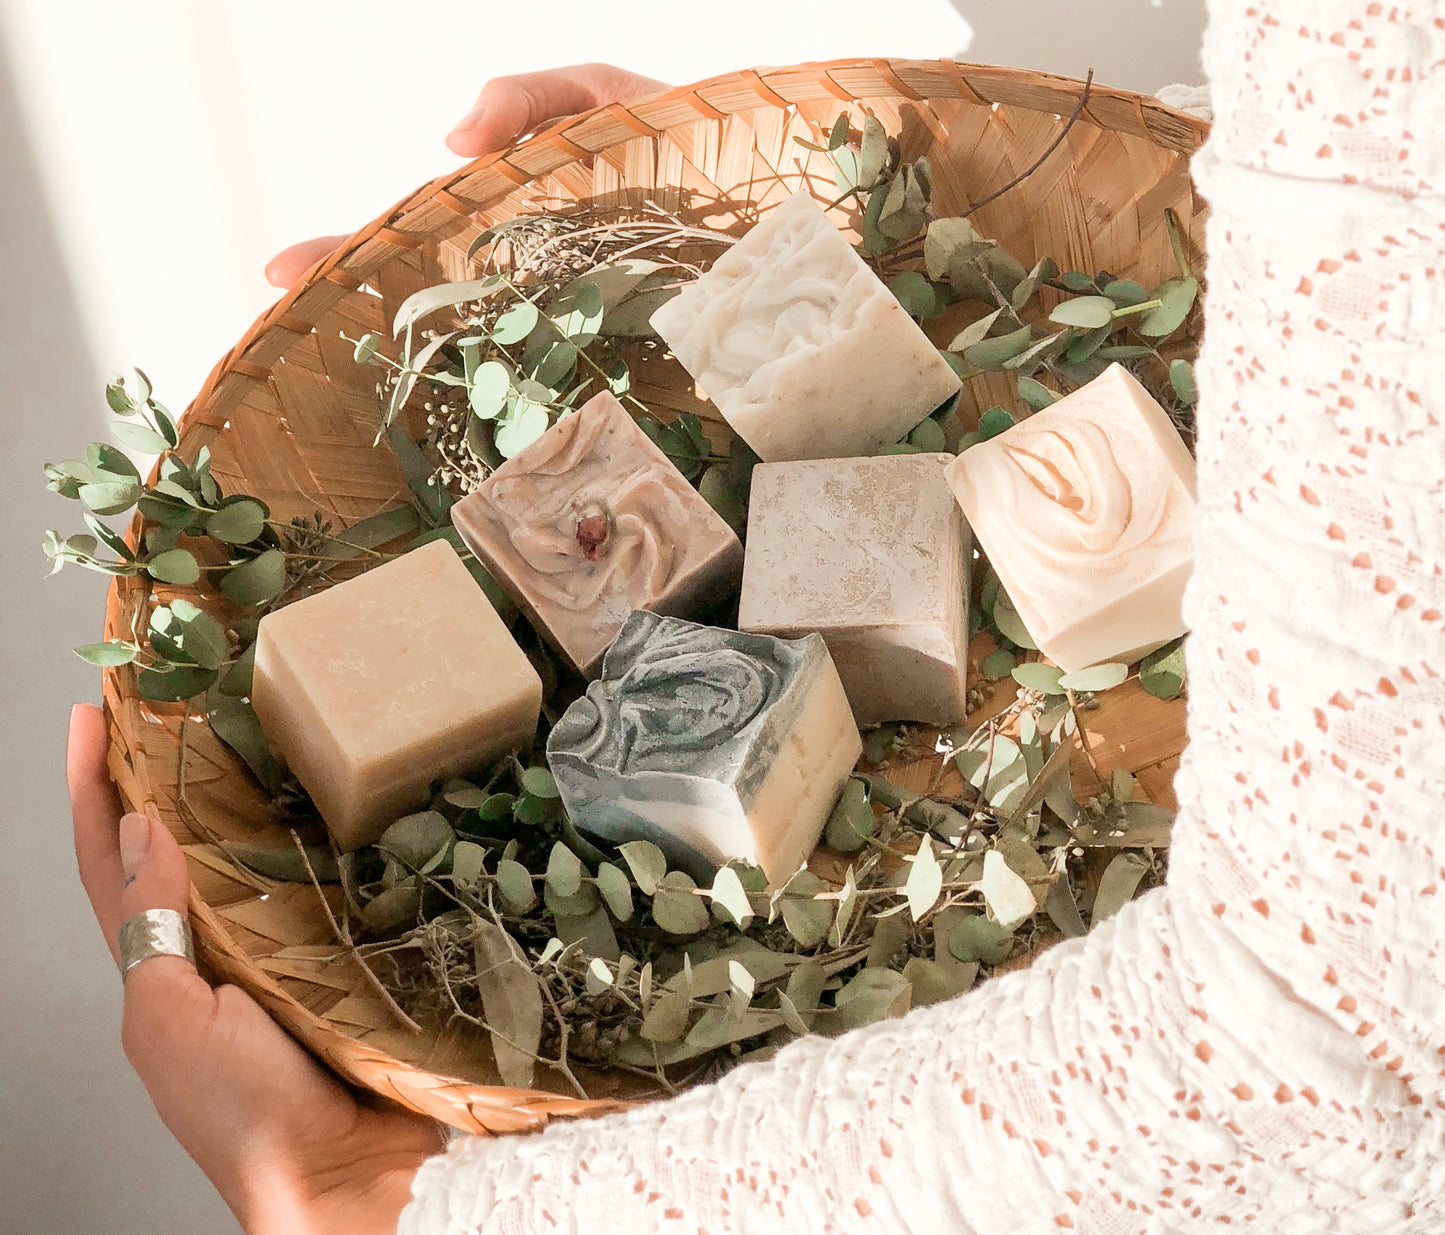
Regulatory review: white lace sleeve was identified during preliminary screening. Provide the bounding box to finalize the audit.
[401,4,1445,1229]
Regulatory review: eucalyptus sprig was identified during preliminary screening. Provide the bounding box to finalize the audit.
[345,203,736,487]
[44,372,516,708]
[798,115,1202,444]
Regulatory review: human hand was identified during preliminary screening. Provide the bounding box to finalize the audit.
[264,62,670,288]
[68,703,445,1235]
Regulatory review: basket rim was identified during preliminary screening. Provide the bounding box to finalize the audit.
[101,56,1209,1135]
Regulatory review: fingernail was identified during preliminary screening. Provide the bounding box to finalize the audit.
[119,814,152,878]
[448,103,486,137]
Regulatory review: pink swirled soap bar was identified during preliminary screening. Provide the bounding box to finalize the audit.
[944,364,1197,673]
[451,391,744,678]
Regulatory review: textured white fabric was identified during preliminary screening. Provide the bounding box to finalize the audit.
[400,4,1445,1229]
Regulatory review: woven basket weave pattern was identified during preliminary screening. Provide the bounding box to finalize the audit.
[100,58,1207,1135]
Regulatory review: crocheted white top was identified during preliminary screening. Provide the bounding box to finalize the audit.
[401,3,1445,1229]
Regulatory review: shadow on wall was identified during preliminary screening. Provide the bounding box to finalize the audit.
[950,0,1206,94]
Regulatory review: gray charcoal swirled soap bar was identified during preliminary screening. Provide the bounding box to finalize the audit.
[546,611,862,886]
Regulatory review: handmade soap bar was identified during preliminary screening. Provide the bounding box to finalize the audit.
[738,454,971,726]
[649,189,960,462]
[944,363,1196,673]
[451,391,744,678]
[547,611,862,886]
[252,539,542,851]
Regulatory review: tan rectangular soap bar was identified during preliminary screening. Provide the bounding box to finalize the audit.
[944,363,1196,673]
[547,612,862,887]
[649,189,960,462]
[451,391,743,678]
[739,454,971,726]
[252,539,542,851]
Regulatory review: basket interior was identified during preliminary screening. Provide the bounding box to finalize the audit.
[102,59,1206,1133]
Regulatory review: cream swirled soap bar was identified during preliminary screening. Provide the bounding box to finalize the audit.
[450,391,744,678]
[251,539,543,851]
[546,612,862,886]
[944,363,1196,673]
[739,453,971,726]
[649,189,960,462]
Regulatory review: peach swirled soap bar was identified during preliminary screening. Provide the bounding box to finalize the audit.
[450,391,744,678]
[546,612,862,887]
[649,189,960,462]
[251,539,543,851]
[738,453,972,727]
[944,363,1197,673]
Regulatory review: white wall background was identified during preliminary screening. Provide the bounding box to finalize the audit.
[0,3,1203,1231]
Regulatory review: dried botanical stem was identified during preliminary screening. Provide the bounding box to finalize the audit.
[289,829,424,1035]
[960,70,1095,220]
[1065,691,1111,794]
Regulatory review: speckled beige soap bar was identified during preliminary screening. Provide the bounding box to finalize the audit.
[738,453,971,727]
[252,539,542,851]
[649,190,960,462]
[944,363,1196,673]
[450,391,744,678]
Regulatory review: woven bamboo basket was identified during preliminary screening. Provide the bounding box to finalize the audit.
[100,58,1210,1135]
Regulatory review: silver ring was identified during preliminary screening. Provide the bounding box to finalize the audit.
[118,909,196,981]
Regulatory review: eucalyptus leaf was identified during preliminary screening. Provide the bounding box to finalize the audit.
[226,839,339,884]
[519,766,559,799]
[1140,639,1187,700]
[553,905,620,960]
[1169,357,1198,406]
[824,778,874,854]
[707,864,753,928]
[378,811,455,872]
[1011,662,1065,693]
[947,307,1003,353]
[833,968,911,1032]
[947,914,1016,965]
[977,406,1015,441]
[1057,662,1128,693]
[778,870,831,947]
[618,839,667,895]
[74,641,137,667]
[78,480,142,516]
[905,834,943,922]
[1136,276,1199,337]
[496,859,537,912]
[451,840,486,887]
[639,988,692,1042]
[980,649,1016,680]
[494,402,550,459]
[857,114,889,187]
[490,301,539,345]
[1101,279,1149,306]
[907,416,948,452]
[206,499,268,546]
[652,871,709,935]
[596,861,635,922]
[887,271,941,320]
[1043,872,1088,938]
[112,420,169,454]
[963,325,1033,372]
[137,665,218,703]
[391,277,501,337]
[1016,375,1058,410]
[219,549,286,607]
[980,849,1037,929]
[360,881,422,934]
[1092,852,1152,923]
[473,918,545,1089]
[468,361,512,420]
[992,590,1038,650]
[550,282,605,346]
[902,956,967,1007]
[545,842,583,897]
